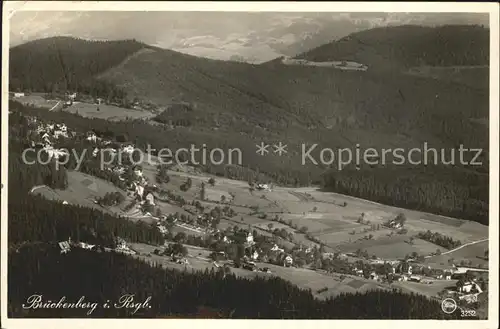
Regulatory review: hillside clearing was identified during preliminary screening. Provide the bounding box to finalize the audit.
[63,102,155,121]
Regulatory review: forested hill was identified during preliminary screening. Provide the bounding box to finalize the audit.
[9,245,463,319]
[9,37,149,92]
[8,28,490,225]
[296,25,489,69]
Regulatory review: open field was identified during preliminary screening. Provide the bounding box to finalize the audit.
[294,187,488,242]
[67,157,486,265]
[130,242,261,279]
[393,279,457,299]
[129,242,387,299]
[264,264,388,299]
[360,239,442,260]
[32,170,129,214]
[424,240,489,269]
[63,102,155,121]
[153,168,488,263]
[131,240,473,302]
[42,159,487,272]
[11,94,60,109]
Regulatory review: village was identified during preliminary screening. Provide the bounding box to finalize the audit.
[11,99,489,306]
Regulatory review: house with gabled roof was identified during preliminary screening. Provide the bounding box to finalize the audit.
[86,131,97,142]
[145,193,155,206]
[58,240,71,254]
[271,244,284,253]
[79,242,95,250]
[246,231,254,244]
[122,144,135,154]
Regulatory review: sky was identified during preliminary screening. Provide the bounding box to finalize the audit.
[8,11,489,62]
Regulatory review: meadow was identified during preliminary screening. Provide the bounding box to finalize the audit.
[63,102,155,121]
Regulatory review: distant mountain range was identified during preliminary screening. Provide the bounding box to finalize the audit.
[9,12,489,63]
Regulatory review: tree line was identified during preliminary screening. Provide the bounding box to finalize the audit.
[416,230,462,250]
[10,101,489,225]
[8,245,466,319]
[9,37,146,99]
[8,125,164,248]
[322,166,488,225]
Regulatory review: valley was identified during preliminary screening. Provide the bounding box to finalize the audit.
[5,20,492,319]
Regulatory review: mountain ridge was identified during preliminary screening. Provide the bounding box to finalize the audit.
[295,24,489,70]
[8,26,490,224]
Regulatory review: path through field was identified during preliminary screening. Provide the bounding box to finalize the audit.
[29,185,47,193]
[424,238,489,258]
[49,101,61,112]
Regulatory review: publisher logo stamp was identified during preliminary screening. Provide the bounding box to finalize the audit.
[441,298,457,314]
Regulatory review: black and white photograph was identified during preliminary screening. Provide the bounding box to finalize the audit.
[1,1,498,326]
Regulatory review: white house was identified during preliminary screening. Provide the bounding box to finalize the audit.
[43,146,68,159]
[86,131,97,142]
[79,242,95,250]
[52,124,68,138]
[157,225,168,234]
[145,193,155,205]
[115,238,136,255]
[92,148,100,157]
[14,92,25,98]
[353,267,363,276]
[58,240,71,254]
[271,244,284,253]
[409,275,422,282]
[246,231,254,244]
[134,167,143,177]
[284,255,293,267]
[122,145,135,154]
[113,166,126,175]
[135,184,144,198]
[252,250,259,261]
[256,183,270,191]
[458,282,474,293]
[53,130,68,139]
[389,220,402,229]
